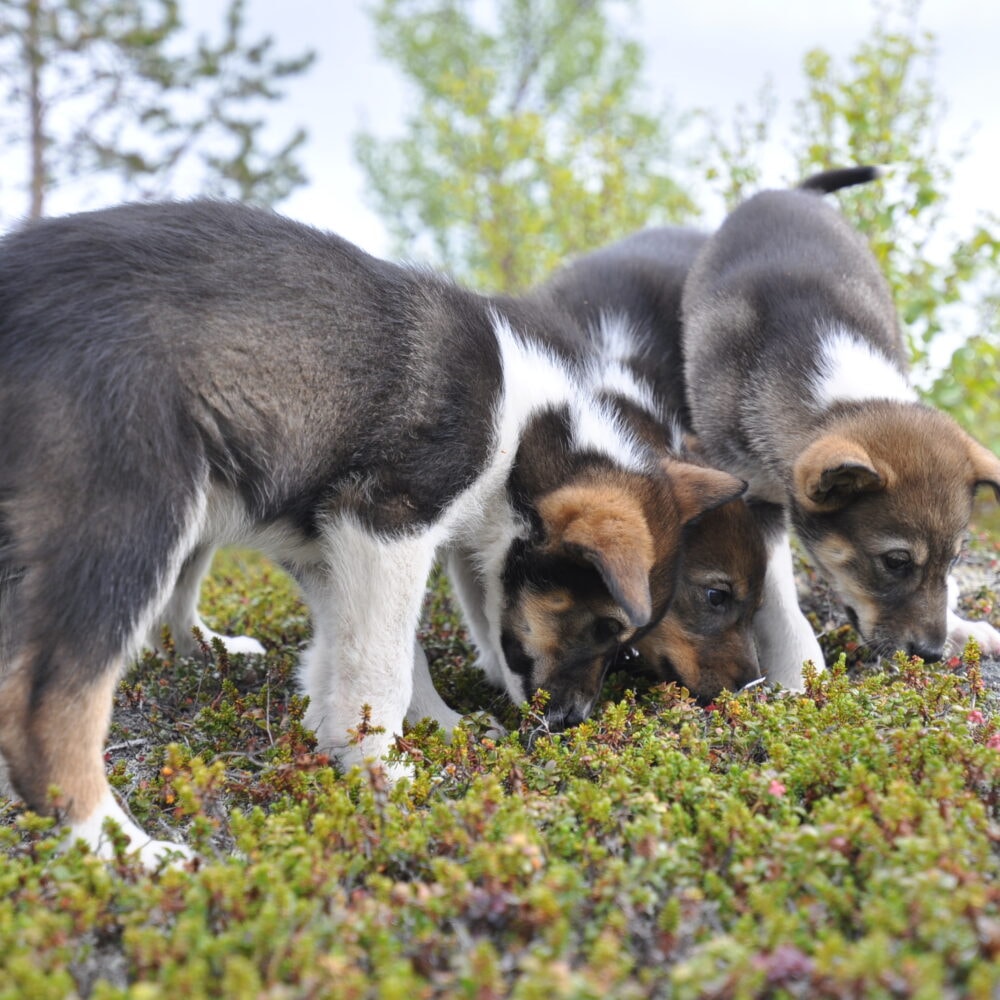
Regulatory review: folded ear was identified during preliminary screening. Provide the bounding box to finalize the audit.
[966,435,1000,502]
[536,483,654,627]
[793,435,888,513]
[664,460,747,524]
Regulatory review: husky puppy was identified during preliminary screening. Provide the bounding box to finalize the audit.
[0,201,744,864]
[682,168,1000,688]
[531,228,767,701]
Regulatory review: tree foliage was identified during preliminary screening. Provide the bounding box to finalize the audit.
[356,0,695,292]
[0,0,315,220]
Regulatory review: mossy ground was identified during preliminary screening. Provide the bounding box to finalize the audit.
[2,534,1000,998]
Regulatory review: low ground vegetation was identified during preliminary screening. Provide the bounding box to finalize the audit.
[2,534,1000,997]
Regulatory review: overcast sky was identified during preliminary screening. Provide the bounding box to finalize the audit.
[227,0,1000,260]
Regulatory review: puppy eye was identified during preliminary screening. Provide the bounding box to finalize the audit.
[881,550,912,573]
[705,587,731,608]
[593,617,624,643]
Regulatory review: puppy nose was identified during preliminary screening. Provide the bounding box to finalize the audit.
[558,706,589,729]
[906,642,944,663]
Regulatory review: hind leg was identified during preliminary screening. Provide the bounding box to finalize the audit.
[152,544,265,657]
[0,650,191,866]
[0,477,208,865]
[407,640,464,732]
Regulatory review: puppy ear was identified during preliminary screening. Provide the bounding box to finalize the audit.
[537,484,654,627]
[664,460,747,524]
[966,435,1000,502]
[793,435,887,512]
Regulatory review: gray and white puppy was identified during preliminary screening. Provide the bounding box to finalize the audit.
[682,168,1000,688]
[0,201,743,864]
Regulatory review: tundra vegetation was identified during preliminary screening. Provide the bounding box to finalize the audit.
[2,547,1000,997]
[2,0,1000,996]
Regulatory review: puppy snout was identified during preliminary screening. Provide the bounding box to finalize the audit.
[906,641,944,663]
[549,703,590,731]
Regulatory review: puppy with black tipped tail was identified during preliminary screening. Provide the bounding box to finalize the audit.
[0,200,744,865]
[682,166,1000,688]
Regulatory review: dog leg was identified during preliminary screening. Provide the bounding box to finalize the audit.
[406,639,464,733]
[946,575,1000,658]
[301,520,436,776]
[0,655,192,867]
[754,531,825,690]
[445,548,506,684]
[152,544,265,657]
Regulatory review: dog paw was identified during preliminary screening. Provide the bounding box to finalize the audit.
[212,632,267,656]
[130,837,196,870]
[153,621,266,657]
[947,612,1000,658]
[754,616,825,692]
[65,791,195,870]
[371,758,415,786]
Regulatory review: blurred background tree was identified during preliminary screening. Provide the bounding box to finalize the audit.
[355,0,696,292]
[359,0,999,453]
[0,0,314,220]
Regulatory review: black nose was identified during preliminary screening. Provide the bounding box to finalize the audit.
[906,642,944,663]
[556,706,588,730]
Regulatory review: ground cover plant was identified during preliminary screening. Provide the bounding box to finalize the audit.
[2,534,1000,998]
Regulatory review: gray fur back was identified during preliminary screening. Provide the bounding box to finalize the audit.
[0,201,504,537]
[682,189,904,486]
[0,201,507,665]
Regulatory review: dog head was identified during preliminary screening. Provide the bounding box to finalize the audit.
[498,460,746,728]
[632,489,766,702]
[791,403,1000,661]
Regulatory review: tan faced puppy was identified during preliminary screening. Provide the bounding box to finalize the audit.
[790,404,1000,658]
[532,227,767,702]
[634,453,766,701]
[683,173,1000,687]
[492,460,747,724]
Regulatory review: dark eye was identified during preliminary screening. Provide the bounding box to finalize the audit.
[881,550,912,573]
[593,617,624,643]
[705,586,731,609]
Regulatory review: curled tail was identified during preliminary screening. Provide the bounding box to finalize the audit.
[797,165,885,195]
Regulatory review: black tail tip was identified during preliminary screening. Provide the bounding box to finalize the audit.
[797,165,886,195]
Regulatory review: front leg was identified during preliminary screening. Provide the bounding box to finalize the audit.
[946,575,1000,657]
[406,639,465,733]
[754,527,825,691]
[152,544,266,657]
[445,548,506,685]
[299,520,437,772]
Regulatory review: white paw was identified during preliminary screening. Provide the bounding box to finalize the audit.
[381,758,416,785]
[464,711,507,740]
[211,632,266,656]
[66,791,193,869]
[131,837,196,869]
[162,623,266,657]
[947,611,1000,658]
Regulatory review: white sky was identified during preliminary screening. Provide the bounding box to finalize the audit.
[2,0,997,263]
